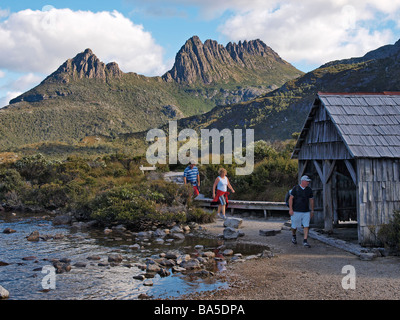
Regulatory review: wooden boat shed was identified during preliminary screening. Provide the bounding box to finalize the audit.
[292,92,400,246]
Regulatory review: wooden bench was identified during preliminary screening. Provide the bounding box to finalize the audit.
[139,165,157,174]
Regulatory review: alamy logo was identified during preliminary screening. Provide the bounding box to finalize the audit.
[146,121,254,175]
[41,265,56,290]
[341,265,356,290]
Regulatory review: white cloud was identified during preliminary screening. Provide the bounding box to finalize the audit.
[139,0,400,69]
[216,0,400,68]
[0,8,167,76]
[9,72,43,91]
[0,91,22,108]
[0,72,43,108]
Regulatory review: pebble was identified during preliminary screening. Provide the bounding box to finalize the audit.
[143,280,153,286]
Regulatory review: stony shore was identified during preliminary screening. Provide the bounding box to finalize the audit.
[181,216,400,300]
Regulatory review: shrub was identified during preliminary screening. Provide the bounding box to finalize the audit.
[0,168,25,199]
[186,207,215,224]
[14,153,60,184]
[378,210,400,253]
[36,183,69,209]
[90,186,158,223]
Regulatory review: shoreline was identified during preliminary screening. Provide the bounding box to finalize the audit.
[181,216,400,300]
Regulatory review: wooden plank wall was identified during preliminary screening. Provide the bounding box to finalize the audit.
[297,105,352,160]
[357,158,400,245]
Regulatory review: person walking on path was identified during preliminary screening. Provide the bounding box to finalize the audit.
[183,159,200,197]
[288,175,314,248]
[211,168,235,219]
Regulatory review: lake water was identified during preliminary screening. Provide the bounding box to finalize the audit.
[0,211,268,300]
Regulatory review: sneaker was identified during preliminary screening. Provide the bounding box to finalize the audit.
[291,236,297,244]
[303,240,311,248]
[217,213,223,219]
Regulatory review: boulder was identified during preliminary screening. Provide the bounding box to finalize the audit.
[180,259,201,270]
[359,252,375,261]
[172,266,186,273]
[170,233,185,240]
[224,218,243,229]
[223,227,240,240]
[73,262,87,268]
[87,255,101,261]
[170,225,184,233]
[158,268,171,277]
[176,254,191,265]
[27,231,40,241]
[154,238,164,244]
[52,215,72,226]
[104,228,113,235]
[165,251,180,259]
[222,249,234,256]
[259,229,281,237]
[146,264,161,273]
[3,228,16,234]
[260,250,274,258]
[154,228,166,238]
[0,286,9,299]
[22,256,37,261]
[53,261,71,273]
[108,254,123,263]
[129,244,141,250]
[191,270,215,278]
[202,251,215,258]
[143,280,153,286]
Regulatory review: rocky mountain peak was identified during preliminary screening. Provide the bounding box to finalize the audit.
[162,36,299,85]
[42,48,123,84]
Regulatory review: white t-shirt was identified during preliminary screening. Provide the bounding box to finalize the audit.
[217,176,228,192]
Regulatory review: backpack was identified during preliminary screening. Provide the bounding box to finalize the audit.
[285,185,298,207]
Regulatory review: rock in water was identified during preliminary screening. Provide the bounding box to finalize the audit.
[3,228,16,234]
[108,254,123,263]
[27,231,40,241]
[0,285,9,299]
[223,227,240,240]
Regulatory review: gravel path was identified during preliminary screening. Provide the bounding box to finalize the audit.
[183,216,400,300]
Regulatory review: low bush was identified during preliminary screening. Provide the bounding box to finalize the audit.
[378,210,400,254]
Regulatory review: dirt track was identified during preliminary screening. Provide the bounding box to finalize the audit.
[184,217,400,300]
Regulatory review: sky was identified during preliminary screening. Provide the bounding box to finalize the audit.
[0,0,400,108]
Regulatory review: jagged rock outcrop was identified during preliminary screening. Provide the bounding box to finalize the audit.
[43,48,123,84]
[163,36,301,85]
[10,49,123,104]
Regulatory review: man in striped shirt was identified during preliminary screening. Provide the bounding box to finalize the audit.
[183,159,200,197]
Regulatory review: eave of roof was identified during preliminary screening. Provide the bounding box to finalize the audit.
[292,92,400,159]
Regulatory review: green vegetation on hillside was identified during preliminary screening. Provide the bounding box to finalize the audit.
[0,139,297,226]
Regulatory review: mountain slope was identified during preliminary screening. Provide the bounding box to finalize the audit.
[171,39,400,143]
[0,37,302,150]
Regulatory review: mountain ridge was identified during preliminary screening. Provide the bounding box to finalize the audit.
[0,36,302,150]
[162,36,298,85]
[172,38,400,143]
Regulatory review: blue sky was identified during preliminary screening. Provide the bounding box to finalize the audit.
[0,0,400,107]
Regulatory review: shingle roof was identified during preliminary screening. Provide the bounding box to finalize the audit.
[317,93,400,158]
